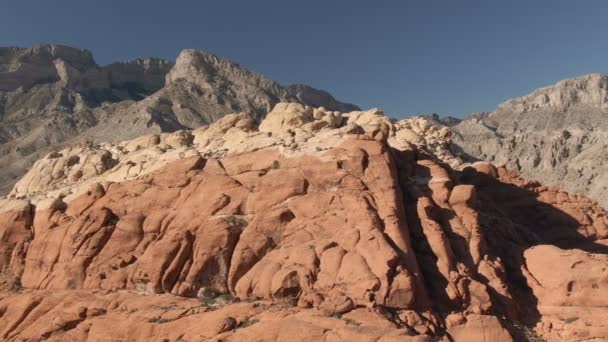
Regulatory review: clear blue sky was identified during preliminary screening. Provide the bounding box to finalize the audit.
[2,0,608,118]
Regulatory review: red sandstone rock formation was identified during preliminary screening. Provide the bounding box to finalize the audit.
[0,107,606,341]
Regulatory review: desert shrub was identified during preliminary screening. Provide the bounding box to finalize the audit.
[199,292,234,307]
[238,319,259,328]
[562,317,579,324]
[222,216,248,230]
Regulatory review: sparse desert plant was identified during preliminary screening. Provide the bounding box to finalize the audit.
[200,296,217,306]
[147,317,171,323]
[343,318,361,326]
[562,316,579,324]
[222,215,248,230]
[238,318,259,329]
[11,275,22,291]
[156,304,178,311]
[511,322,546,342]
[199,292,234,307]
[23,231,33,242]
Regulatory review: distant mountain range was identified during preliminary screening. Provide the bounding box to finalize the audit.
[452,73,608,208]
[0,44,358,194]
[3,44,608,210]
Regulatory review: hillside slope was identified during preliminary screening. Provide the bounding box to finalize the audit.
[452,73,608,208]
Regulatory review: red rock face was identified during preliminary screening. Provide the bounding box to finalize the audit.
[1,136,607,341]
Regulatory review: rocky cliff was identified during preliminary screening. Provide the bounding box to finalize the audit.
[0,44,358,196]
[0,103,606,341]
[452,73,608,208]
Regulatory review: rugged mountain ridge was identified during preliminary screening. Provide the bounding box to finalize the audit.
[418,113,461,127]
[0,44,172,102]
[453,73,608,208]
[284,84,360,113]
[1,103,606,341]
[0,44,358,196]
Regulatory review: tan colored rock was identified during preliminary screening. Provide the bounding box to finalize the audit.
[346,108,393,137]
[259,102,315,134]
[123,134,161,153]
[162,130,193,148]
[10,147,116,197]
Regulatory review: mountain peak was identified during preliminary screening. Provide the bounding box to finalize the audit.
[284,83,360,112]
[0,44,96,69]
[0,44,361,195]
[0,44,98,91]
[497,73,608,113]
[167,49,275,86]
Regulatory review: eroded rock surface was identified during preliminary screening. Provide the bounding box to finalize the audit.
[0,104,607,341]
[524,245,608,341]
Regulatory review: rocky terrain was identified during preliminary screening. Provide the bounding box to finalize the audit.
[0,102,606,341]
[452,73,608,208]
[0,44,357,195]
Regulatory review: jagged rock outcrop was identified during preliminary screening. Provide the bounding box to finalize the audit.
[285,84,360,112]
[419,113,461,127]
[5,103,463,202]
[0,44,359,196]
[0,45,97,91]
[1,103,606,341]
[0,44,172,101]
[453,73,608,208]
